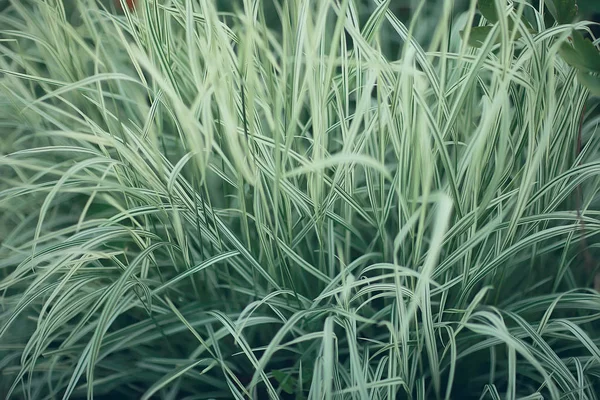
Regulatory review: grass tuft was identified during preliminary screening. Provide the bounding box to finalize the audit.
[1,0,599,399]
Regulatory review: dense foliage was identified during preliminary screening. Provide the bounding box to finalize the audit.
[1,0,599,398]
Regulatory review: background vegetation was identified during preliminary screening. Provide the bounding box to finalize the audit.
[1,0,600,398]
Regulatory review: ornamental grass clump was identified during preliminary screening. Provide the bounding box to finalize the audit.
[0,0,599,398]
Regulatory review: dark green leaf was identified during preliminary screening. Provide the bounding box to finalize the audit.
[478,0,538,31]
[546,0,578,24]
[572,31,600,73]
[559,41,585,69]
[577,71,600,96]
[478,0,499,23]
[460,26,495,47]
[559,31,600,73]
[272,370,297,394]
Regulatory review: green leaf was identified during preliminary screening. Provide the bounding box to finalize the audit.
[577,71,600,96]
[272,370,297,395]
[478,0,499,23]
[546,0,578,24]
[559,41,586,70]
[572,31,600,73]
[559,31,600,73]
[477,0,538,32]
[460,26,495,47]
